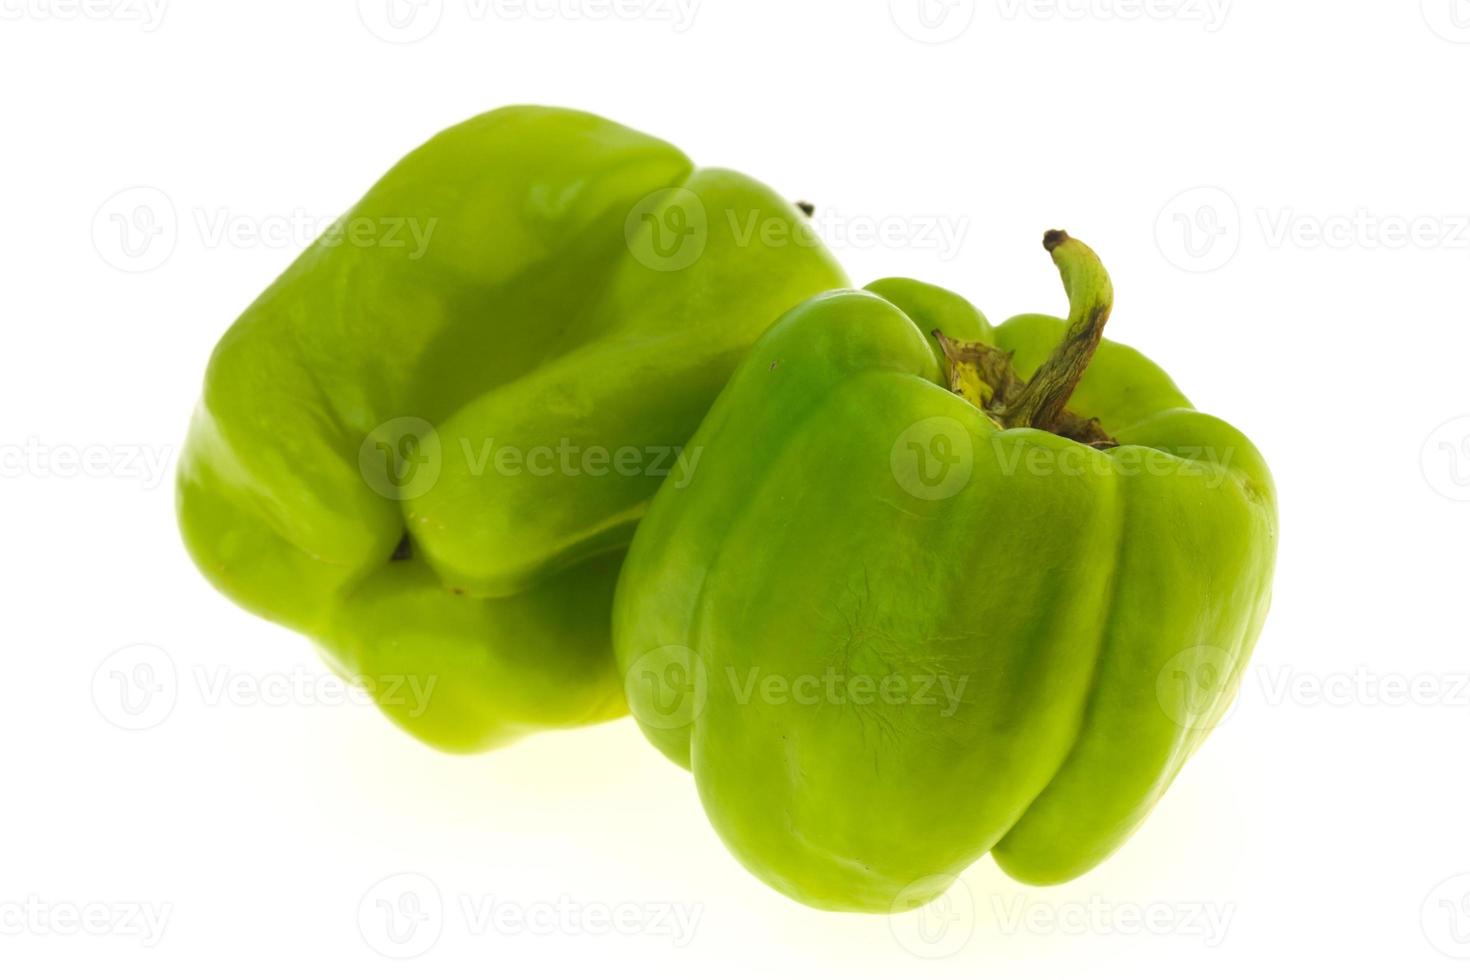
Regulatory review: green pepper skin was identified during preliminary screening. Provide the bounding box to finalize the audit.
[177,106,847,752]
[613,253,1276,911]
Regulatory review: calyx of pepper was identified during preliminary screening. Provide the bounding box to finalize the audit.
[935,230,1117,448]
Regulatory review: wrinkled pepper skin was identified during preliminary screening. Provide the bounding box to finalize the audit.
[613,237,1276,912]
[178,106,846,751]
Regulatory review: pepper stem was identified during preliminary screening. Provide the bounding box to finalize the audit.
[933,230,1117,447]
[997,230,1113,433]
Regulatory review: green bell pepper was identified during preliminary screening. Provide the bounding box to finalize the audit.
[613,231,1276,912]
[177,106,846,751]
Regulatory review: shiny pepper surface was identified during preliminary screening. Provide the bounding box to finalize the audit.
[178,106,846,751]
[614,232,1276,912]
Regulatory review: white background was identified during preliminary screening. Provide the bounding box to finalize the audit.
[3,0,1469,975]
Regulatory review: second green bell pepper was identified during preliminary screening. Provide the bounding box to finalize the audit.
[614,231,1277,912]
